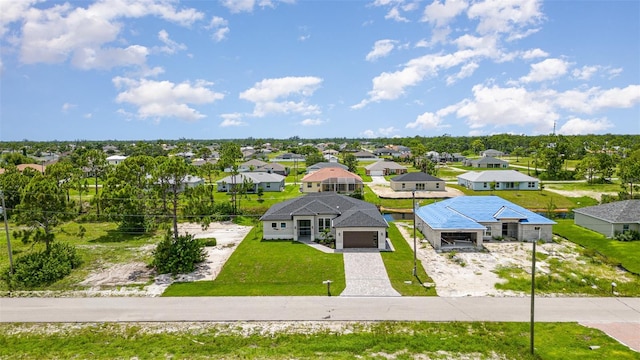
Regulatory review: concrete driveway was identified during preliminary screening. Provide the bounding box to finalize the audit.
[340,250,400,297]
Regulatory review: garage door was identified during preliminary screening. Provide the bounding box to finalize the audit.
[344,231,378,248]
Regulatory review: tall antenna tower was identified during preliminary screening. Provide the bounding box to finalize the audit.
[552,120,556,135]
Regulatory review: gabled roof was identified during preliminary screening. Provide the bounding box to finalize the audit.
[217,172,285,184]
[391,172,442,182]
[301,167,362,182]
[259,162,286,171]
[457,170,538,182]
[307,162,348,172]
[416,196,555,230]
[241,159,268,168]
[260,193,387,228]
[364,160,407,171]
[573,200,640,223]
[473,156,507,164]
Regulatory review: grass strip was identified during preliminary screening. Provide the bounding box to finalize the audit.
[0,321,636,359]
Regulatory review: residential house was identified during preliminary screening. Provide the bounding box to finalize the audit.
[260,192,389,249]
[300,167,363,194]
[216,172,285,193]
[259,162,288,176]
[364,160,408,176]
[106,155,127,165]
[481,149,505,157]
[239,159,268,172]
[457,170,540,191]
[373,148,401,157]
[415,196,555,250]
[390,172,445,191]
[353,151,377,160]
[573,200,640,238]
[0,163,46,175]
[306,162,348,174]
[463,156,509,168]
[274,153,305,161]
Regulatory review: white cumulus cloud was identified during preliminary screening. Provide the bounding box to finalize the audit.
[300,118,325,126]
[422,0,468,27]
[239,76,323,117]
[520,58,570,83]
[366,39,398,61]
[467,0,543,36]
[113,77,224,122]
[558,117,613,135]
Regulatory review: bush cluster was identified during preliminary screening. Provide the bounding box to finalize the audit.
[152,232,206,275]
[615,230,640,242]
[2,243,82,289]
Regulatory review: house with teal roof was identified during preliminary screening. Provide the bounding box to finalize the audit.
[415,196,555,250]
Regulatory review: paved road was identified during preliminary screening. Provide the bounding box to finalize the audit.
[2,296,639,323]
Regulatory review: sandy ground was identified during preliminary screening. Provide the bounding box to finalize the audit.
[543,187,617,202]
[367,176,464,199]
[72,222,252,297]
[394,222,601,297]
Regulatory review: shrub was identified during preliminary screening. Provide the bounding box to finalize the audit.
[615,230,640,242]
[152,232,206,275]
[2,242,82,289]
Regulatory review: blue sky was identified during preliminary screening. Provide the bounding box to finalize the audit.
[1,0,639,141]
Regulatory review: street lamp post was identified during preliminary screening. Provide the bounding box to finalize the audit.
[412,190,417,277]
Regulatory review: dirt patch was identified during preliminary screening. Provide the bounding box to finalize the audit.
[74,222,252,297]
[543,187,616,201]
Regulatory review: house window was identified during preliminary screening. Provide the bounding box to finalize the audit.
[623,224,630,233]
[483,182,488,188]
[280,223,286,229]
[272,223,277,228]
[528,182,535,188]
[435,182,440,189]
[416,183,425,190]
[267,183,271,188]
[307,183,312,188]
[318,218,331,231]
[402,183,405,189]
[485,227,492,237]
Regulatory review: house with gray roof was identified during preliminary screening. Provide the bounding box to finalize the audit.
[463,156,508,169]
[390,172,445,191]
[481,149,505,158]
[457,170,540,191]
[364,160,407,176]
[306,162,348,174]
[216,172,285,193]
[415,196,555,250]
[260,192,389,249]
[573,200,640,237]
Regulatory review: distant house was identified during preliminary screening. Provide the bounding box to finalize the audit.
[364,160,407,176]
[300,167,363,194]
[457,170,539,191]
[274,153,305,161]
[415,196,556,250]
[306,162,348,174]
[353,151,377,160]
[216,172,285,193]
[463,156,508,169]
[573,200,640,238]
[106,155,127,165]
[390,172,445,192]
[260,192,389,250]
[239,159,268,172]
[481,149,504,158]
[0,163,46,175]
[373,148,401,157]
[259,162,288,176]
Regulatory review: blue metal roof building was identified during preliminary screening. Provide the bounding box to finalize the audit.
[415,196,555,250]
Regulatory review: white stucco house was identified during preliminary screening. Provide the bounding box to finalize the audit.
[260,192,389,250]
[457,170,540,191]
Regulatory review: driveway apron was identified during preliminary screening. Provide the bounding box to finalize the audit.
[340,250,401,297]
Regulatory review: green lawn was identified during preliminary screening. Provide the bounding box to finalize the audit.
[163,226,347,296]
[383,223,436,296]
[554,219,640,275]
[1,321,636,359]
[447,184,594,210]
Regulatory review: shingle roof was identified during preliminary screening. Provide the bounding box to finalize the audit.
[260,193,387,228]
[301,167,362,182]
[364,160,407,171]
[573,200,640,223]
[217,172,285,184]
[307,162,348,172]
[457,170,538,182]
[416,196,555,230]
[390,172,442,182]
[473,156,507,164]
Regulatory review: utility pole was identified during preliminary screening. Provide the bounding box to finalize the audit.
[0,190,14,274]
[412,190,417,277]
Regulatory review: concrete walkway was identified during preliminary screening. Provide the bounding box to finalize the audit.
[340,250,400,297]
